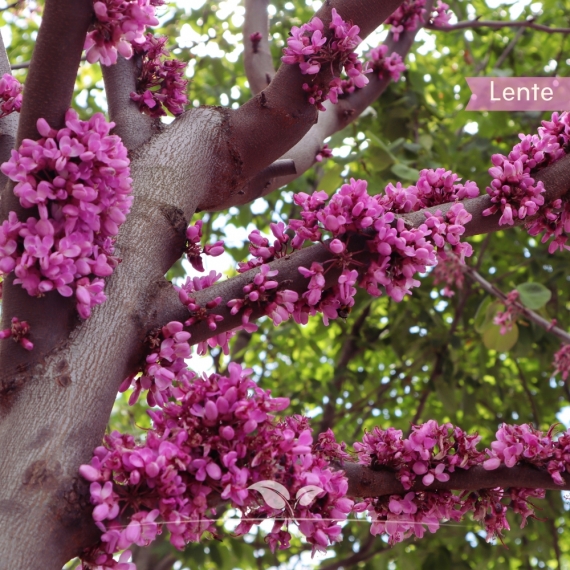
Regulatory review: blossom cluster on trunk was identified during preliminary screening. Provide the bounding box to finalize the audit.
[129,34,189,117]
[0,109,132,318]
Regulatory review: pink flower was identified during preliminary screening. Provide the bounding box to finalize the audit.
[0,109,132,318]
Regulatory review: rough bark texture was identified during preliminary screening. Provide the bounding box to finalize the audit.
[0,0,412,567]
[4,0,570,566]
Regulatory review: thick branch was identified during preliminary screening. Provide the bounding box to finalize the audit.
[343,462,570,497]
[15,0,92,142]
[215,15,425,210]
[101,55,158,152]
[0,0,93,380]
[157,153,570,343]
[0,31,18,190]
[224,0,406,202]
[243,0,275,95]
[428,19,570,34]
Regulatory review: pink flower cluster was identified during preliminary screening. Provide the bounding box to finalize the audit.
[315,143,333,162]
[367,45,406,82]
[483,423,570,486]
[0,109,132,318]
[81,364,352,568]
[524,112,570,252]
[431,251,465,297]
[553,344,570,380]
[0,316,33,350]
[229,173,475,333]
[176,271,237,356]
[483,112,570,233]
[0,73,22,118]
[355,421,484,490]
[281,8,369,110]
[130,34,189,117]
[385,0,426,41]
[85,0,164,66]
[118,320,193,406]
[493,289,520,335]
[185,220,224,272]
[385,0,451,41]
[353,422,484,543]
[353,421,552,543]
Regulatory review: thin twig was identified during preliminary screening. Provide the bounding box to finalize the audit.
[464,266,570,344]
[493,25,526,69]
[515,358,541,427]
[428,19,570,34]
[0,0,23,13]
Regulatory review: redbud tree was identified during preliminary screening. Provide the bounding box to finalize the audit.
[2,0,570,569]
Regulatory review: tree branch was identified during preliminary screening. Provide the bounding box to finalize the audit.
[101,55,158,152]
[0,0,93,378]
[464,266,570,345]
[217,11,428,210]
[243,0,275,95]
[0,31,18,190]
[427,19,570,34]
[15,0,92,142]
[342,462,570,497]
[226,0,406,194]
[155,153,570,346]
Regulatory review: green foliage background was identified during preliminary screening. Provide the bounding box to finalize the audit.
[6,0,570,567]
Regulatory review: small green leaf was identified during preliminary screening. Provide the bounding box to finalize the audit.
[318,164,343,193]
[404,142,422,153]
[419,134,433,151]
[474,297,501,333]
[483,323,519,352]
[516,282,552,310]
[391,163,420,181]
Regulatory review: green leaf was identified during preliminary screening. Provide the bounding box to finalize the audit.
[404,142,422,153]
[482,323,519,352]
[474,297,501,333]
[516,282,552,310]
[419,134,433,151]
[391,163,420,181]
[318,164,343,193]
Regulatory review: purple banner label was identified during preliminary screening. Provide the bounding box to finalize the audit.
[465,77,570,111]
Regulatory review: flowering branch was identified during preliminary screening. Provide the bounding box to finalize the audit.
[427,18,570,34]
[156,153,570,347]
[342,462,570,497]
[228,0,406,187]
[222,4,430,210]
[463,266,570,344]
[0,33,19,190]
[243,0,276,94]
[0,0,95,370]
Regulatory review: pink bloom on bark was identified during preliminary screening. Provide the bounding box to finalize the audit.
[0,109,132,318]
